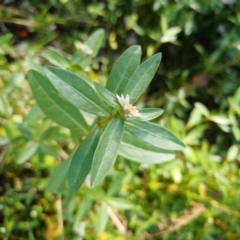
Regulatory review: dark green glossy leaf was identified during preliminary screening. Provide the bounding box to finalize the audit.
[28,70,89,135]
[91,118,124,188]
[68,127,101,192]
[106,45,141,94]
[125,118,185,150]
[123,53,162,104]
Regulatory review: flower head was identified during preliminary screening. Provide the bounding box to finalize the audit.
[116,94,141,118]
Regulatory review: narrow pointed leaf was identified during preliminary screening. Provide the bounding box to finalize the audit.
[93,82,120,110]
[123,53,162,104]
[71,29,105,66]
[68,127,101,192]
[119,132,175,164]
[44,66,110,117]
[84,29,105,57]
[17,141,38,164]
[139,108,163,121]
[91,118,124,188]
[106,45,141,94]
[28,70,89,135]
[125,118,185,150]
[42,50,69,68]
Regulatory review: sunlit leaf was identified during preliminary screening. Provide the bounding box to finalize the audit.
[44,66,110,117]
[106,45,141,94]
[28,70,89,135]
[119,131,175,164]
[125,118,185,150]
[123,53,162,104]
[69,127,101,192]
[91,118,124,188]
[139,108,163,121]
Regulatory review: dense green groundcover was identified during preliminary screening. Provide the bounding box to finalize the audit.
[0,0,240,239]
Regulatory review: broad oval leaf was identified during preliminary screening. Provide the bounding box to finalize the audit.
[28,70,89,135]
[90,117,124,188]
[139,108,163,121]
[123,53,162,104]
[93,82,120,110]
[106,45,141,94]
[68,127,101,192]
[125,118,185,151]
[119,132,175,164]
[44,66,110,117]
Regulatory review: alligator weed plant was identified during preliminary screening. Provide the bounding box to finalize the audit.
[28,45,185,191]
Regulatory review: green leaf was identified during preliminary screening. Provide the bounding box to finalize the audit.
[119,132,175,164]
[139,108,163,121]
[125,118,185,151]
[17,141,38,164]
[68,127,101,192]
[95,203,108,237]
[106,45,141,94]
[93,82,120,110]
[123,53,162,104]
[85,28,105,57]
[91,118,124,188]
[44,66,109,117]
[71,28,105,66]
[46,158,71,193]
[24,104,45,124]
[42,50,69,69]
[28,70,89,135]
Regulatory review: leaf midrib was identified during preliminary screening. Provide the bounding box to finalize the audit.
[34,78,88,134]
[46,69,108,116]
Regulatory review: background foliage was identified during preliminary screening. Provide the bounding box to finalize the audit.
[0,0,240,239]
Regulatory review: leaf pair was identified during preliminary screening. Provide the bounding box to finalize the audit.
[69,117,124,190]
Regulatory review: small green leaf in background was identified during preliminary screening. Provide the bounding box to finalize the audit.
[90,117,124,188]
[42,50,69,69]
[44,66,110,117]
[106,45,141,94]
[17,141,39,164]
[139,108,163,121]
[119,132,175,164]
[68,127,101,192]
[123,53,162,104]
[71,28,105,66]
[28,70,89,135]
[46,158,71,193]
[125,118,185,151]
[95,203,108,237]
